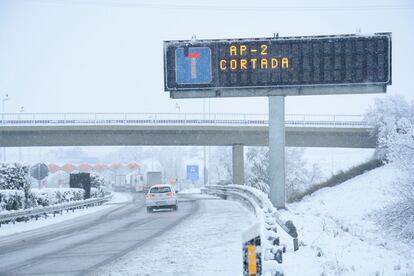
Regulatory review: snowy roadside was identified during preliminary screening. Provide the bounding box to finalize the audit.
[280,165,414,275]
[0,192,132,238]
[90,199,255,276]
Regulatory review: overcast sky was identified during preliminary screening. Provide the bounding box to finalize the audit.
[0,0,413,115]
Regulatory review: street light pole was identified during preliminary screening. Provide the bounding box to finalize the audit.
[203,99,208,186]
[18,106,24,162]
[2,94,10,163]
[1,94,9,122]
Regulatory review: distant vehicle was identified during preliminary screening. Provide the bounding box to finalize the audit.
[113,175,127,192]
[145,184,178,213]
[129,173,145,192]
[146,171,162,190]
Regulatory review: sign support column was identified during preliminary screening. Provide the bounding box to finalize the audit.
[269,96,286,209]
[232,144,244,184]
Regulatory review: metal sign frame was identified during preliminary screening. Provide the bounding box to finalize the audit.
[164,33,391,97]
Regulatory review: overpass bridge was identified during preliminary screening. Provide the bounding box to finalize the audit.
[0,112,374,148]
[0,112,376,184]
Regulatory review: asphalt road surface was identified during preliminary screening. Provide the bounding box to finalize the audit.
[0,193,198,276]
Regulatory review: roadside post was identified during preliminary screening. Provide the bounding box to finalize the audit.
[242,223,262,276]
[163,33,392,209]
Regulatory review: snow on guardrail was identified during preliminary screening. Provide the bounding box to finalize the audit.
[0,194,113,227]
[202,184,298,276]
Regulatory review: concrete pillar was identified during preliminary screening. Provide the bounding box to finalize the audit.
[232,144,244,184]
[269,96,286,209]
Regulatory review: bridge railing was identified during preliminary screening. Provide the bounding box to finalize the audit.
[0,112,369,128]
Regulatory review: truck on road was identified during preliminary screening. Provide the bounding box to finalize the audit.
[113,175,127,192]
[129,173,145,192]
[146,171,162,190]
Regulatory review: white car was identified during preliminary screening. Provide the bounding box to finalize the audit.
[145,184,178,212]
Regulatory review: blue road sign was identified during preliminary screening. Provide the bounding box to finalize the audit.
[175,47,212,84]
[186,165,199,182]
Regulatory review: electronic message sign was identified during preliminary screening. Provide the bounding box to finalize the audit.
[164,33,391,95]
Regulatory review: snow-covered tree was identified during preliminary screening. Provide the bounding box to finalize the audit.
[90,172,105,188]
[367,95,414,240]
[0,163,31,210]
[245,147,269,192]
[245,147,322,200]
[209,147,232,184]
[365,95,414,158]
[0,163,30,193]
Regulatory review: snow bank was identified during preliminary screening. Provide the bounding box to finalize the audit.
[280,165,414,275]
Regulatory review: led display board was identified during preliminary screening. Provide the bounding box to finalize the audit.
[164,33,391,94]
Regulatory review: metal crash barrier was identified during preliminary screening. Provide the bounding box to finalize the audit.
[202,184,298,276]
[0,194,113,227]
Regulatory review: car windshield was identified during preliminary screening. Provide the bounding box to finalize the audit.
[150,186,171,193]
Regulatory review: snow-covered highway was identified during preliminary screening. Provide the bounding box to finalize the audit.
[0,193,199,275]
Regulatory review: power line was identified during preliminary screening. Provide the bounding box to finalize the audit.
[21,0,414,12]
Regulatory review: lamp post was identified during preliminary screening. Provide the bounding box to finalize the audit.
[2,94,10,163]
[203,99,207,186]
[175,103,181,122]
[1,94,9,122]
[18,106,24,162]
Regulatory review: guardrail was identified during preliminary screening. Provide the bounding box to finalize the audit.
[202,184,298,275]
[0,194,113,227]
[0,112,369,128]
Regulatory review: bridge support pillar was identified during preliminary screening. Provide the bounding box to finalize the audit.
[232,144,244,184]
[269,96,286,209]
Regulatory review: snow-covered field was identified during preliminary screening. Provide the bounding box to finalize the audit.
[0,192,132,238]
[281,165,414,275]
[90,199,254,276]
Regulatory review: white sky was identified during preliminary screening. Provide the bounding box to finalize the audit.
[0,0,413,115]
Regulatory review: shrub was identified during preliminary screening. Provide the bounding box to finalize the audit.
[0,163,30,202]
[0,163,30,191]
[90,187,105,198]
[0,190,25,211]
[90,173,105,188]
[30,188,85,207]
